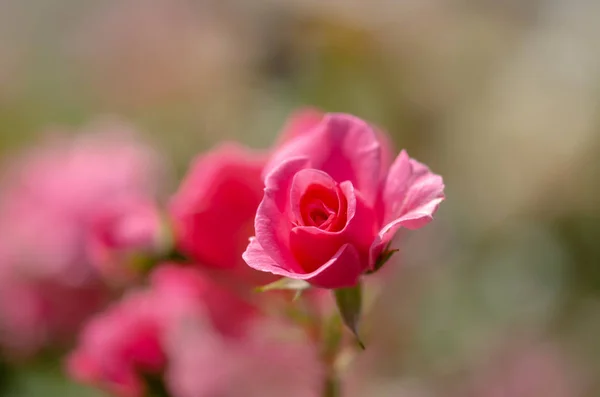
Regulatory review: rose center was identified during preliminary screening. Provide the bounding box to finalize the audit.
[307,204,334,227]
[298,183,347,232]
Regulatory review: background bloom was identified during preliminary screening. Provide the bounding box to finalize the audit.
[0,121,166,356]
[68,264,251,397]
[67,291,165,397]
[244,113,445,288]
[68,264,322,397]
[87,197,169,284]
[169,143,272,286]
[166,315,323,397]
[0,266,107,359]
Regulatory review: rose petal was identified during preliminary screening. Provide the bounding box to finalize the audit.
[264,113,383,205]
[290,181,376,274]
[370,150,445,266]
[245,175,374,288]
[253,158,311,274]
[382,151,445,228]
[243,238,362,289]
[289,168,339,228]
[373,126,395,178]
[277,109,394,176]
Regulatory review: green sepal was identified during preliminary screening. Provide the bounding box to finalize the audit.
[255,278,311,293]
[366,243,399,274]
[334,283,365,349]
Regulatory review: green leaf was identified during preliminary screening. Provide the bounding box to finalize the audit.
[255,278,311,293]
[334,283,365,349]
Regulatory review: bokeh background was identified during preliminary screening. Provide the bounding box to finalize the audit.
[1,0,600,396]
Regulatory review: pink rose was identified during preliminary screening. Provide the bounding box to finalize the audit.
[169,143,276,286]
[243,113,445,289]
[67,264,256,397]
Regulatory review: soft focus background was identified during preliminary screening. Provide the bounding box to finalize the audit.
[1,0,599,396]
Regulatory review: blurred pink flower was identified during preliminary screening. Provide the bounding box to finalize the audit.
[87,197,168,284]
[166,316,323,397]
[0,269,107,358]
[243,113,445,288]
[67,291,165,397]
[0,121,165,281]
[149,265,256,338]
[0,120,167,355]
[169,142,276,286]
[69,264,322,397]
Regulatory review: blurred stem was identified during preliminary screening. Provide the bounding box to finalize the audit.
[321,314,344,397]
[294,295,345,397]
[0,357,13,395]
[323,372,340,397]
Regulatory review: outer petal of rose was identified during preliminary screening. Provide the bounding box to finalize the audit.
[369,150,445,266]
[382,150,445,227]
[289,181,376,273]
[254,158,311,274]
[372,126,394,178]
[169,143,267,270]
[264,113,382,205]
[275,108,396,176]
[243,238,362,289]
[274,107,324,147]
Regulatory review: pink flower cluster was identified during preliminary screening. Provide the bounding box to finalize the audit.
[68,264,321,397]
[0,120,166,356]
[0,109,444,396]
